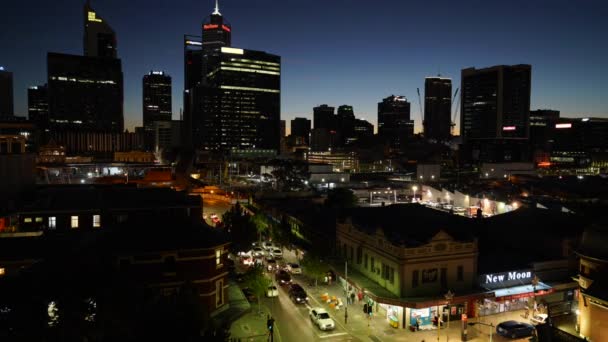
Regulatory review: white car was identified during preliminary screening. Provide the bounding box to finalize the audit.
[266,285,279,297]
[263,242,276,251]
[271,248,283,259]
[309,308,335,331]
[286,263,302,274]
[252,247,265,257]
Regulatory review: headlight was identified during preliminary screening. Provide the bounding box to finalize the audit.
[305,297,309,301]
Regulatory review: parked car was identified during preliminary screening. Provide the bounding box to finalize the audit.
[530,313,548,325]
[275,270,292,285]
[271,248,283,259]
[309,308,335,331]
[288,283,308,304]
[252,247,265,257]
[266,285,279,297]
[263,241,276,251]
[285,263,302,274]
[242,288,256,302]
[496,321,535,339]
[266,258,277,271]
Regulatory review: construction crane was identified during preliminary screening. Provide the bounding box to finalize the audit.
[416,88,424,135]
[450,87,460,136]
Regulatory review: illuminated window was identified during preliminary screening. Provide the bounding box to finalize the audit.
[24,218,32,223]
[71,216,79,228]
[35,217,43,223]
[215,279,224,307]
[0,268,5,276]
[93,215,101,228]
[49,217,56,229]
[216,249,222,267]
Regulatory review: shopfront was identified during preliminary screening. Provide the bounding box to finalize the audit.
[405,301,469,331]
[478,270,553,316]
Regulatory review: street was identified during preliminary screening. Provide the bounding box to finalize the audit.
[231,247,535,342]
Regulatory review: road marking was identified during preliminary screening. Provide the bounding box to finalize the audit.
[318,332,348,339]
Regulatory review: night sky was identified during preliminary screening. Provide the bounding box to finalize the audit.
[1,0,607,133]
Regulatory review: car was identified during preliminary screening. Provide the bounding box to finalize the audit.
[266,285,279,297]
[266,258,277,271]
[252,247,265,257]
[530,313,548,325]
[275,270,292,285]
[286,263,302,274]
[288,283,308,304]
[309,308,335,331]
[271,248,283,259]
[496,321,535,339]
[242,288,256,302]
[263,241,276,251]
[240,253,254,266]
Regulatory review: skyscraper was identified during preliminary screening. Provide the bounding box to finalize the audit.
[0,67,14,118]
[291,117,311,144]
[378,95,413,149]
[47,52,124,133]
[28,84,49,128]
[337,105,356,146]
[84,0,117,58]
[424,76,452,141]
[187,2,281,153]
[460,65,531,162]
[191,47,281,152]
[313,104,336,130]
[143,71,172,150]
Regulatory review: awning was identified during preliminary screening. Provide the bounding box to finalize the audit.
[494,282,552,301]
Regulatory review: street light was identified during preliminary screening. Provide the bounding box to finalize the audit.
[468,322,494,342]
[412,185,418,202]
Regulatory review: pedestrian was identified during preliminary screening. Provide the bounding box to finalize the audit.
[350,292,355,305]
[416,317,421,331]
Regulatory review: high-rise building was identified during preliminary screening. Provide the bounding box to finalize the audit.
[337,105,356,146]
[28,84,49,129]
[460,65,531,162]
[143,71,172,151]
[202,0,231,56]
[47,52,124,133]
[313,104,336,130]
[424,77,452,141]
[291,117,311,144]
[191,47,281,152]
[280,120,286,138]
[353,118,374,142]
[378,95,413,149]
[186,3,281,153]
[0,67,14,117]
[84,0,117,58]
[529,109,559,149]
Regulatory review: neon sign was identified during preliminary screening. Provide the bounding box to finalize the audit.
[502,126,516,131]
[203,24,219,30]
[555,123,572,129]
[222,25,231,32]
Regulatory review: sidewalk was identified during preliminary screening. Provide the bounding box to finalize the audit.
[303,279,536,341]
[228,302,271,342]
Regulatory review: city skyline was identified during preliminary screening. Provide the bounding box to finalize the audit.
[1,0,607,133]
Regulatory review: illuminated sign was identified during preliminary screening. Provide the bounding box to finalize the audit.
[87,11,102,22]
[221,47,244,55]
[222,24,231,32]
[582,118,589,122]
[151,71,164,75]
[555,123,572,129]
[185,40,202,46]
[502,126,516,131]
[480,270,533,288]
[537,161,551,167]
[203,24,219,30]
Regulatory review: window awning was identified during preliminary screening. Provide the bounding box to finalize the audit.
[494,282,552,300]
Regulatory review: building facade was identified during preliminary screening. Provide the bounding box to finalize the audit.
[460,65,531,162]
[291,117,311,145]
[378,95,413,150]
[0,67,14,118]
[143,71,172,151]
[424,77,452,141]
[84,1,117,58]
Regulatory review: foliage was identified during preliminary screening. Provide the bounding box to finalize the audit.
[251,213,269,242]
[269,159,309,192]
[324,188,358,209]
[270,216,294,251]
[301,252,327,287]
[243,265,271,313]
[222,203,257,252]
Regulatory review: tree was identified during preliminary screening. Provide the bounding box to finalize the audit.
[251,213,269,243]
[325,188,358,209]
[222,203,257,252]
[243,265,271,313]
[301,252,327,287]
[269,159,309,192]
[270,216,293,253]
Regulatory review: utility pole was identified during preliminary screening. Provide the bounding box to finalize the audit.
[345,260,348,324]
